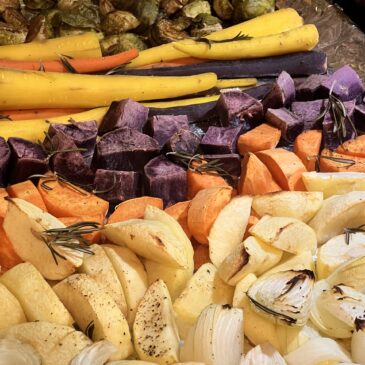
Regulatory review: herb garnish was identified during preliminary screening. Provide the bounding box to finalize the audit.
[195,32,252,48]
[308,154,360,172]
[58,54,78,74]
[344,224,365,245]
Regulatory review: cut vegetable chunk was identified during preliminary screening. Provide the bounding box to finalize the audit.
[336,135,365,158]
[0,224,22,272]
[144,155,187,207]
[163,129,200,155]
[291,99,327,130]
[255,148,307,191]
[0,137,10,187]
[96,128,160,171]
[296,74,328,101]
[318,149,365,173]
[165,200,192,239]
[203,153,241,177]
[99,99,149,135]
[294,130,322,171]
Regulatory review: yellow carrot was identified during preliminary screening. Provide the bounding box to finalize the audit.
[216,78,257,89]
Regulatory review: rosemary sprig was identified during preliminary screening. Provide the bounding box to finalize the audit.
[344,224,365,245]
[85,320,95,339]
[308,155,358,172]
[58,54,78,74]
[167,151,233,183]
[34,221,101,265]
[195,31,253,49]
[38,63,45,72]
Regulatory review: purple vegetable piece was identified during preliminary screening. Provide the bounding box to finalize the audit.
[99,99,149,135]
[144,155,187,207]
[354,104,365,132]
[163,129,201,155]
[47,120,97,166]
[8,137,48,184]
[262,71,296,111]
[94,169,141,204]
[146,115,189,147]
[49,130,94,185]
[296,74,328,101]
[96,128,159,171]
[0,138,10,187]
[216,90,264,126]
[321,65,364,101]
[291,100,328,129]
[203,153,241,177]
[200,125,243,154]
[265,108,304,142]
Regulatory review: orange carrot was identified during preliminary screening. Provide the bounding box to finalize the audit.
[37,178,109,218]
[59,215,104,243]
[187,186,232,245]
[0,221,23,272]
[165,200,192,239]
[137,57,207,69]
[193,241,211,270]
[0,48,139,73]
[336,135,365,158]
[255,148,307,191]
[318,149,365,172]
[7,180,47,211]
[107,196,163,224]
[237,123,281,155]
[0,188,8,219]
[238,152,282,195]
[243,214,260,240]
[0,108,86,121]
[187,169,229,200]
[294,130,322,171]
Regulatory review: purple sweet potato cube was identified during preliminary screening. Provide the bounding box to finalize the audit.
[203,153,241,177]
[48,130,94,185]
[95,128,160,171]
[47,120,98,166]
[265,108,304,142]
[8,137,48,183]
[144,155,187,207]
[163,129,201,155]
[262,71,296,110]
[94,169,141,204]
[355,104,365,131]
[291,100,328,129]
[216,90,264,126]
[296,74,328,101]
[146,115,189,147]
[0,137,10,187]
[321,65,364,101]
[99,99,149,135]
[200,125,243,154]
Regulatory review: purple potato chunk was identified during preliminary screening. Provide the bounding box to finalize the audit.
[265,108,304,142]
[216,90,264,126]
[146,115,189,147]
[262,71,296,111]
[203,153,241,177]
[96,128,160,171]
[200,125,243,154]
[94,169,141,204]
[355,104,365,132]
[296,74,328,101]
[163,129,201,155]
[8,137,48,184]
[321,65,364,102]
[49,130,94,185]
[99,99,149,135]
[47,120,97,166]
[144,155,187,207]
[0,137,10,187]
[291,100,328,129]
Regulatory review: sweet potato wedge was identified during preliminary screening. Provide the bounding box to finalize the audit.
[0,222,23,272]
[319,149,365,173]
[336,135,365,158]
[294,130,322,171]
[164,200,192,239]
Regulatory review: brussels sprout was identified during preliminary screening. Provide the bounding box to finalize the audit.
[2,8,28,29]
[57,0,81,11]
[130,0,159,33]
[26,14,54,41]
[0,22,26,44]
[24,0,56,10]
[110,0,134,10]
[150,18,189,45]
[99,0,115,17]
[190,13,222,37]
[213,0,233,20]
[100,33,147,55]
[59,2,100,29]
[232,0,275,22]
[58,24,94,37]
[170,15,192,31]
[102,10,139,35]
[0,0,19,12]
[160,0,189,15]
[182,0,211,18]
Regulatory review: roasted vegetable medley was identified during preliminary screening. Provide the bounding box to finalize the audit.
[0,0,275,53]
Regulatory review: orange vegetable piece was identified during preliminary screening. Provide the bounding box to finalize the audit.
[319,149,365,172]
[8,180,47,211]
[237,123,281,155]
[0,221,22,272]
[0,188,8,219]
[336,135,365,158]
[107,196,163,224]
[294,130,322,171]
[238,152,282,195]
[37,179,109,218]
[255,148,307,191]
[187,186,232,245]
[0,108,85,121]
[193,242,211,271]
[243,214,260,240]
[165,200,192,239]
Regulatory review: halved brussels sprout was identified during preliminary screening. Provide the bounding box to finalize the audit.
[102,10,139,35]
[160,0,189,15]
[190,13,222,37]
[100,33,147,55]
[232,0,275,22]
[182,0,211,18]
[0,0,20,13]
[24,0,56,10]
[2,8,28,29]
[213,0,233,20]
[0,22,26,44]
[26,14,54,41]
[99,0,115,17]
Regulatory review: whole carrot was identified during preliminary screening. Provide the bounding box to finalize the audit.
[0,48,139,73]
[0,108,86,120]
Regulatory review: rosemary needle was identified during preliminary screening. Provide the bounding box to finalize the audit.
[344,224,365,245]
[195,32,252,49]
